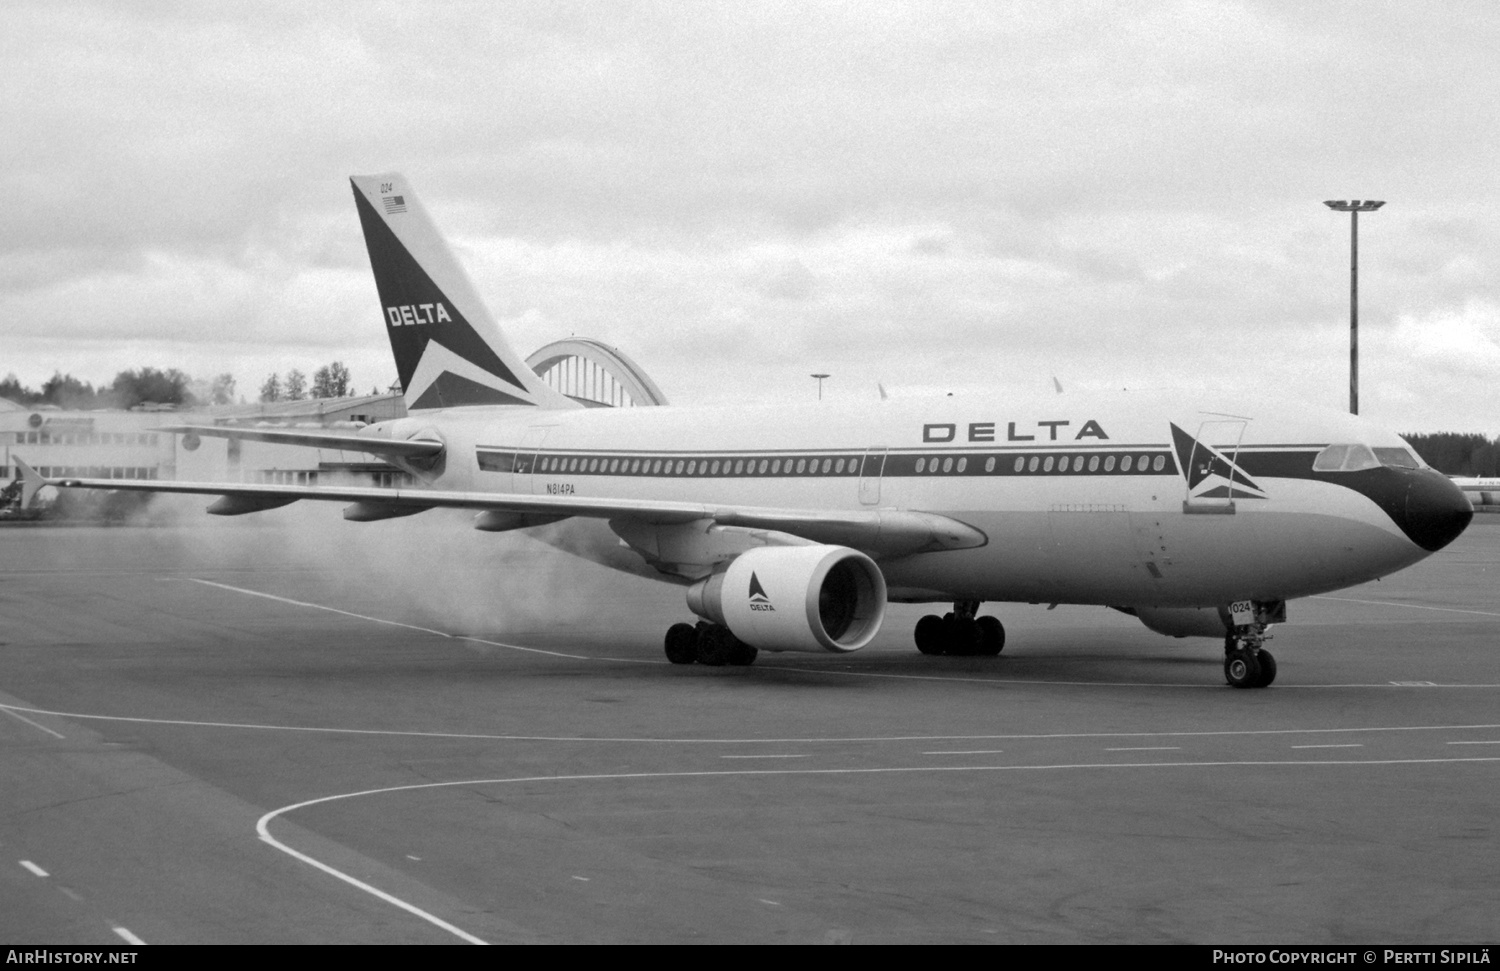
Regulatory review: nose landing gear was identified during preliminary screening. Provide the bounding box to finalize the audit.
[914,601,1005,657]
[1224,626,1276,689]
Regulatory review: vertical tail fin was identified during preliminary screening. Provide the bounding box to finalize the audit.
[350,173,575,411]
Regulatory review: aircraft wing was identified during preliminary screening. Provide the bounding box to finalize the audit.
[156,424,444,461]
[13,459,985,557]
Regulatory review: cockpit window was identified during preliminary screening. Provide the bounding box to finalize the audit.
[1314,444,1425,472]
[1313,444,1379,472]
[1312,445,1348,471]
[1373,446,1423,469]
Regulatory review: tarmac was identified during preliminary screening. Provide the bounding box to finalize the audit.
[1,506,1496,944]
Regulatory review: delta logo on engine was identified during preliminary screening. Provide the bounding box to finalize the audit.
[748,573,775,612]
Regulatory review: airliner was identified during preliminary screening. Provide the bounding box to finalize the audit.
[1452,477,1499,512]
[16,174,1474,688]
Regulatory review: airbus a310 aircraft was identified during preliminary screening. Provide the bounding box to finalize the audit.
[18,174,1474,688]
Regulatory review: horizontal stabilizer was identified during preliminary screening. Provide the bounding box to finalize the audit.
[12,457,47,508]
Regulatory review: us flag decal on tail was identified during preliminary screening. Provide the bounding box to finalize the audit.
[382,195,407,214]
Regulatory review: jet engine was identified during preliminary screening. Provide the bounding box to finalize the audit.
[686,545,887,653]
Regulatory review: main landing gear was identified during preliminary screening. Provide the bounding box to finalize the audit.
[913,601,1005,657]
[1223,624,1277,689]
[664,621,759,667]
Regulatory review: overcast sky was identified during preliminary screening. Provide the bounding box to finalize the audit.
[3,0,1497,434]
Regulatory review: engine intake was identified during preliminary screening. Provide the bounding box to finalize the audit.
[686,545,887,653]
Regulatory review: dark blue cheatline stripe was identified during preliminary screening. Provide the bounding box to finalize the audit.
[1234,448,1471,551]
[475,448,1178,479]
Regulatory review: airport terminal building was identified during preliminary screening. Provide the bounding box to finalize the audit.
[1,393,410,494]
[2,338,667,504]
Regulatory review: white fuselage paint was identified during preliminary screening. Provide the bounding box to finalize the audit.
[366,391,1441,609]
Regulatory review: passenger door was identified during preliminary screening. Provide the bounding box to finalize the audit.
[858,447,887,505]
[514,426,552,494]
[1182,418,1248,513]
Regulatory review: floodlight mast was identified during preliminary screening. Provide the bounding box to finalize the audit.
[1323,199,1385,414]
[810,373,830,400]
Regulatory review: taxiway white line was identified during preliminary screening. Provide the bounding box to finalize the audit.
[459,634,655,663]
[719,754,809,759]
[1311,594,1500,619]
[253,828,488,946]
[170,578,1500,688]
[175,577,644,663]
[177,578,458,639]
[924,750,1006,755]
[1291,744,1363,749]
[1106,746,1182,751]
[744,661,1500,690]
[19,860,48,877]
[0,705,65,739]
[258,756,1500,943]
[111,927,145,945]
[2,703,1498,747]
[1447,740,1500,745]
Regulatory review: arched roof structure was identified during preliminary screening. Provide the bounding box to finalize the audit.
[525,338,669,408]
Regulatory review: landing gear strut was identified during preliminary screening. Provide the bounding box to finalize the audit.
[914,601,1004,657]
[1223,625,1276,689]
[663,621,758,667]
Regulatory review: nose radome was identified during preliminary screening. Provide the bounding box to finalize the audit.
[1401,470,1474,552]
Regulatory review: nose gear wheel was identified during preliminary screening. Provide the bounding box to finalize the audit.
[1224,625,1276,688]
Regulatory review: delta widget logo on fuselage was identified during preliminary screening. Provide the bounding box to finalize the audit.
[1169,423,1266,499]
[920,418,1268,498]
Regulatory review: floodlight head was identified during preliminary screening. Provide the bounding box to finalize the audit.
[1359,200,1386,211]
[1324,200,1350,210]
[1324,199,1386,212]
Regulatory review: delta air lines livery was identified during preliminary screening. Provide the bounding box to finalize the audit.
[17,174,1475,688]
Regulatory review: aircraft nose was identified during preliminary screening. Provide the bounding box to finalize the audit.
[1399,470,1474,552]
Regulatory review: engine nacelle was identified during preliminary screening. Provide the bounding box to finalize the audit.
[686,545,887,653]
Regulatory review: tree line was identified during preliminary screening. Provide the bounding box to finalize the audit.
[1402,433,1500,476]
[258,363,359,402]
[0,368,229,410]
[2,362,367,411]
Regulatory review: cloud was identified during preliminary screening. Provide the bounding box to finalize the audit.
[1390,301,1500,378]
[0,1,1496,435]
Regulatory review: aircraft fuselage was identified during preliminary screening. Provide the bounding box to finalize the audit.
[370,390,1472,609]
